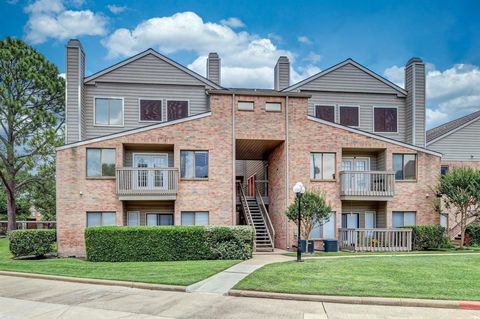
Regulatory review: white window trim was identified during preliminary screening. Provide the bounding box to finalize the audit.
[86,148,116,177]
[392,211,417,228]
[146,212,175,226]
[365,211,376,229]
[339,104,361,128]
[310,152,336,181]
[93,96,125,127]
[265,102,282,112]
[341,156,371,171]
[372,106,399,134]
[127,211,140,226]
[138,98,164,123]
[181,211,209,226]
[313,104,336,122]
[310,212,336,240]
[180,150,209,179]
[86,211,117,227]
[132,152,169,167]
[393,153,417,181]
[237,101,254,111]
[165,99,191,121]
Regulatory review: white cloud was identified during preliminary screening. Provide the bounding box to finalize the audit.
[219,17,245,28]
[426,108,448,127]
[24,0,108,44]
[268,33,282,43]
[383,65,404,88]
[107,4,126,14]
[303,52,321,64]
[297,36,311,44]
[102,11,317,88]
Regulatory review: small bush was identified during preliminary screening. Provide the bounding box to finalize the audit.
[85,225,254,262]
[466,224,480,246]
[8,229,57,258]
[404,225,450,250]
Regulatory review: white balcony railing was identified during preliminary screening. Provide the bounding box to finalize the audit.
[340,171,395,198]
[116,168,178,198]
[339,228,412,252]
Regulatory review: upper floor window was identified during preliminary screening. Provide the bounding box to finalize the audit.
[265,102,281,112]
[238,101,254,111]
[374,107,397,132]
[167,100,189,121]
[181,211,209,225]
[86,148,116,177]
[139,99,162,122]
[392,211,416,228]
[181,150,208,179]
[95,97,123,126]
[339,106,359,126]
[310,153,336,180]
[393,154,416,180]
[315,105,335,122]
[87,212,116,227]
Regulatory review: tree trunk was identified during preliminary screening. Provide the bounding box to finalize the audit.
[6,181,16,231]
[460,210,466,248]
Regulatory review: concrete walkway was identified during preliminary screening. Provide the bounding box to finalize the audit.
[186,253,292,294]
[1,275,479,319]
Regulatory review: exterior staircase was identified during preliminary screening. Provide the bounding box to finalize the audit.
[237,182,274,252]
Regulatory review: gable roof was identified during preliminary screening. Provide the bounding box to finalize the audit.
[308,115,442,157]
[283,58,407,96]
[84,48,222,89]
[426,110,480,145]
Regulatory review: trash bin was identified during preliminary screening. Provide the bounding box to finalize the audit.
[300,240,315,253]
[323,240,338,252]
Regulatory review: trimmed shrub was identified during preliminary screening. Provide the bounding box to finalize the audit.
[404,225,450,250]
[466,224,480,246]
[85,225,254,262]
[8,229,57,258]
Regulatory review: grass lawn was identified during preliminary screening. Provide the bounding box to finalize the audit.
[235,254,480,300]
[0,239,239,286]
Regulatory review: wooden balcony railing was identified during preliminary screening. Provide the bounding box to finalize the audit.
[116,168,178,200]
[340,171,395,198]
[339,228,412,252]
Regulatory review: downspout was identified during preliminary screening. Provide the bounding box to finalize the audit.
[285,95,289,249]
[232,93,236,225]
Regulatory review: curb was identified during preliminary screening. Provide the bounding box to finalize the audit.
[229,289,480,310]
[0,271,186,292]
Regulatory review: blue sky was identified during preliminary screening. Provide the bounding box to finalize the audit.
[1,0,480,128]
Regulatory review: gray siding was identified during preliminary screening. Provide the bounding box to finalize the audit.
[428,118,480,161]
[123,201,175,226]
[206,53,221,85]
[235,160,266,180]
[299,63,401,95]
[274,56,290,91]
[83,82,209,139]
[306,91,407,142]
[86,53,211,87]
[341,201,387,228]
[405,61,426,147]
[66,44,81,143]
[341,151,386,171]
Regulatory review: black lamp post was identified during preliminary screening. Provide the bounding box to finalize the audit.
[293,182,305,262]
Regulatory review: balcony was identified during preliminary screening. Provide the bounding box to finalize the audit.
[116,167,178,200]
[340,171,395,200]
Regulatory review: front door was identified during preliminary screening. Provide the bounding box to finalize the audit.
[133,154,168,189]
[342,158,370,192]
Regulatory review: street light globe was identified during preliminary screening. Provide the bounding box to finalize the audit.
[293,182,305,194]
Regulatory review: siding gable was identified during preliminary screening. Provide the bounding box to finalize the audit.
[85,53,213,87]
[296,62,403,95]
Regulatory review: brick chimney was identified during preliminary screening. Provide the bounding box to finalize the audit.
[65,39,85,143]
[274,56,290,90]
[206,52,221,85]
[405,57,426,147]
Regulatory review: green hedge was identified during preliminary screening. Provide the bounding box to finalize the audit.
[8,229,57,258]
[404,225,450,250]
[466,224,480,246]
[85,225,254,262]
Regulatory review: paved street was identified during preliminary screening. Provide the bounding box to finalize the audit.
[0,275,479,319]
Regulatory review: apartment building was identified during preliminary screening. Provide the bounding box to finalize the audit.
[57,39,441,257]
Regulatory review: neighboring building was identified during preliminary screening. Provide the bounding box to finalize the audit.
[57,39,441,257]
[427,110,480,172]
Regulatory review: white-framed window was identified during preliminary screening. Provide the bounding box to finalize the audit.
[181,211,209,226]
[87,212,116,227]
[146,213,174,226]
[374,107,398,133]
[127,211,140,226]
[180,150,208,179]
[310,212,336,239]
[238,101,254,111]
[339,105,359,127]
[315,105,335,122]
[310,153,336,180]
[86,148,116,177]
[166,100,189,121]
[393,154,417,180]
[94,97,123,126]
[265,102,281,112]
[139,99,163,122]
[392,211,416,228]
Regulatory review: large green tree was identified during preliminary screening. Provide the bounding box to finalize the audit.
[0,37,64,230]
[437,168,480,248]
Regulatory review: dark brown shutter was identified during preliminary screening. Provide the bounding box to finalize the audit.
[167,101,189,121]
[140,100,162,121]
[374,108,397,132]
[339,106,359,126]
[315,105,335,122]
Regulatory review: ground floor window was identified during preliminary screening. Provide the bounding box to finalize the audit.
[127,211,140,226]
[392,211,416,228]
[181,211,209,226]
[341,213,359,228]
[310,212,336,239]
[146,213,174,226]
[87,212,116,227]
[441,165,449,176]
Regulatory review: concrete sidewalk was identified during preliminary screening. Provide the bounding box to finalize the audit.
[186,254,292,294]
